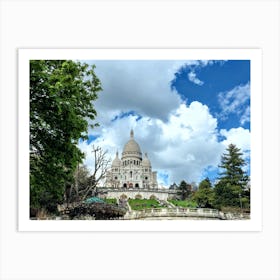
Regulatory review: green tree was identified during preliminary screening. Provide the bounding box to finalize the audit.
[178,180,192,200]
[192,178,214,208]
[214,144,249,209]
[30,60,102,214]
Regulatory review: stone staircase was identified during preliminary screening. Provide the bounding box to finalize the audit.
[158,199,175,208]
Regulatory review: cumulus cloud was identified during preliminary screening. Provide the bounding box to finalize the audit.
[87,60,185,128]
[220,127,250,153]
[220,127,251,174]
[78,60,250,186]
[85,60,219,133]
[78,101,245,186]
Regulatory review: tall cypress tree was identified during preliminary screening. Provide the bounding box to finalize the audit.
[214,144,249,209]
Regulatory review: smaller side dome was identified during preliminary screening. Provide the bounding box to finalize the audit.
[112,151,121,167]
[142,152,151,167]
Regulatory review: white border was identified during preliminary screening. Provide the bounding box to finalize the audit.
[18,48,262,232]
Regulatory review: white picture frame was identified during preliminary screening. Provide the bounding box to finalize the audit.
[1,1,279,280]
[18,48,262,232]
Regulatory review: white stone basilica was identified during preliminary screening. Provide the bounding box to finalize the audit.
[106,130,158,189]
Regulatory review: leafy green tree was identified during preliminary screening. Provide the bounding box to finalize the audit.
[178,180,192,200]
[192,178,214,208]
[30,60,102,214]
[214,144,250,209]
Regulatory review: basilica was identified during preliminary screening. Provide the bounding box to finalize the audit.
[105,130,158,189]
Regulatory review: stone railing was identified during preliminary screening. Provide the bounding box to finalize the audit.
[124,207,222,220]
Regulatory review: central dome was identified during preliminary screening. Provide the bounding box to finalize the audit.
[122,129,142,160]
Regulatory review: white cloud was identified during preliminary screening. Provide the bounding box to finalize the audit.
[78,60,250,185]
[85,60,217,134]
[240,106,250,125]
[79,101,232,185]
[218,83,250,121]
[220,127,251,167]
[88,60,185,128]
[183,60,226,86]
[219,127,251,173]
[188,71,204,85]
[220,127,250,151]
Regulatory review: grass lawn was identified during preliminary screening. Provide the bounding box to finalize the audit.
[128,199,166,211]
[104,198,117,205]
[168,199,198,208]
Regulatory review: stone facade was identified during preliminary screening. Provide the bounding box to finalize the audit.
[105,130,158,189]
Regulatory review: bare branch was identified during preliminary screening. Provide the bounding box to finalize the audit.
[80,145,111,200]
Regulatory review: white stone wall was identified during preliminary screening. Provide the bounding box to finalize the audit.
[102,190,171,200]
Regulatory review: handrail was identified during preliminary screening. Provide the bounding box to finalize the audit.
[124,207,221,219]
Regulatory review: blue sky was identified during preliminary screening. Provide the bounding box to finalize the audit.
[171,60,250,131]
[78,60,251,187]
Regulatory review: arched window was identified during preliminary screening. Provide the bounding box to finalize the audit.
[130,171,133,178]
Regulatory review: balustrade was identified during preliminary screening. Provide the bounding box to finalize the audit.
[124,207,221,219]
